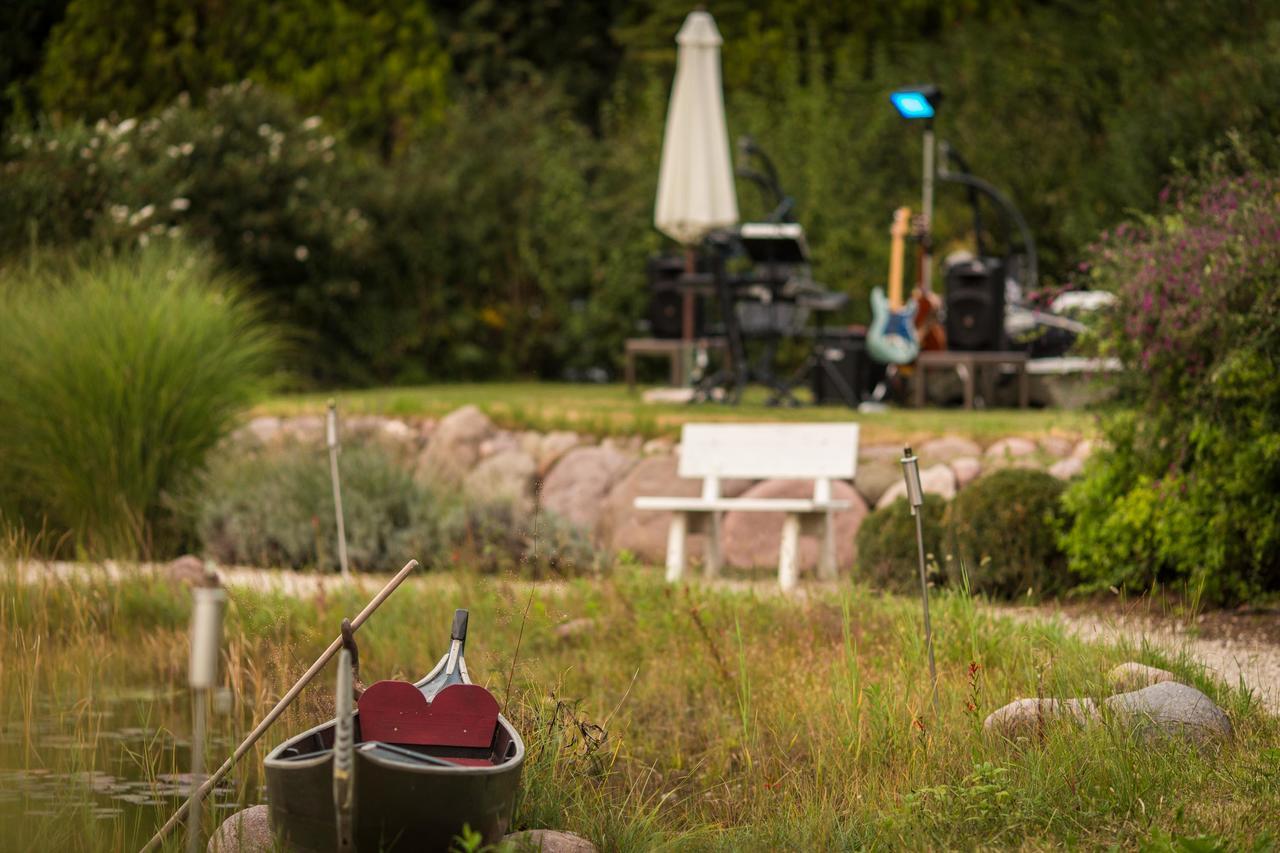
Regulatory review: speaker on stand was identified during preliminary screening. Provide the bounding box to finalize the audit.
[944,256,1006,351]
[646,255,706,339]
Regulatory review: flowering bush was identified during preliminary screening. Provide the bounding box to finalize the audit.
[1063,156,1280,602]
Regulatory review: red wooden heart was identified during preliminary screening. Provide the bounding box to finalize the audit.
[358,681,500,749]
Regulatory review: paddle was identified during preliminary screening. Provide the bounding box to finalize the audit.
[140,558,419,853]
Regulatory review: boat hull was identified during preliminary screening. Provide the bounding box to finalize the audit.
[265,716,523,851]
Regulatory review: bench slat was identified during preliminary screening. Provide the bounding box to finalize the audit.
[635,497,850,513]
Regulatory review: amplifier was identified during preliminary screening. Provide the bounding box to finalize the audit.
[810,331,881,406]
[646,255,706,339]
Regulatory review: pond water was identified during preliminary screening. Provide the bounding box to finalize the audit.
[0,689,259,850]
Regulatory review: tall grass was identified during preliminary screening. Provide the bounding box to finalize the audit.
[0,242,279,558]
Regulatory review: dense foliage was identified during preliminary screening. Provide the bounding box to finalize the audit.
[0,242,276,557]
[2,2,1279,382]
[1062,158,1280,602]
[196,438,603,576]
[854,495,946,593]
[945,469,1068,599]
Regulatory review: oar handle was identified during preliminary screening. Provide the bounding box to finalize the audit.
[140,559,419,853]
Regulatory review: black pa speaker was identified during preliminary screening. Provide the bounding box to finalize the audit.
[810,332,882,406]
[945,256,1006,351]
[647,255,706,339]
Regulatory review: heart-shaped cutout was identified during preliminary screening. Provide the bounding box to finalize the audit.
[358,681,500,749]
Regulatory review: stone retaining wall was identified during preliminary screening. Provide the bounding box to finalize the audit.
[232,406,1095,570]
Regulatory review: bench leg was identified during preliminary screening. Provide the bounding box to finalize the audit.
[703,511,722,579]
[665,512,688,583]
[817,511,837,581]
[778,513,801,592]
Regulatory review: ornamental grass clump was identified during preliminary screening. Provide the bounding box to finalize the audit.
[0,241,278,558]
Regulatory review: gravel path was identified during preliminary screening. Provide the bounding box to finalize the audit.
[1004,604,1280,714]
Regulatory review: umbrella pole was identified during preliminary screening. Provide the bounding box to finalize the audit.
[681,247,697,386]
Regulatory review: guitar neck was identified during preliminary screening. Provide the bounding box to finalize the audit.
[887,208,909,310]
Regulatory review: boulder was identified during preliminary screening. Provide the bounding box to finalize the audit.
[919,436,982,465]
[280,415,324,446]
[479,431,520,460]
[541,446,638,533]
[985,436,1038,461]
[603,435,643,456]
[876,463,956,509]
[984,698,1098,740]
[165,554,212,587]
[1038,435,1075,458]
[1107,662,1178,693]
[642,437,674,456]
[950,457,982,489]
[504,829,598,853]
[858,443,904,463]
[722,480,868,571]
[415,405,496,486]
[598,456,750,564]
[538,431,583,475]
[465,449,538,515]
[207,805,273,853]
[240,416,281,446]
[854,458,902,506]
[1103,681,1232,744]
[1072,438,1100,460]
[1048,456,1086,480]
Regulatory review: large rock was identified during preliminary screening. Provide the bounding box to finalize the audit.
[984,436,1038,461]
[1108,662,1178,693]
[538,431,583,475]
[919,436,982,465]
[876,463,956,509]
[280,415,324,446]
[950,456,982,488]
[1038,435,1075,458]
[465,449,538,515]
[722,480,868,571]
[1072,438,1100,460]
[984,698,1098,740]
[415,405,496,486]
[854,458,902,506]
[1103,681,1233,744]
[207,805,272,853]
[239,416,281,446]
[858,443,903,463]
[598,456,749,564]
[505,829,598,853]
[1048,456,1086,480]
[541,446,638,533]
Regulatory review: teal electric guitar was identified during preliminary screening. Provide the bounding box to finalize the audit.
[867,207,920,365]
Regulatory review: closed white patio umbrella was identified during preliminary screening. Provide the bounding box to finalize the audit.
[654,10,738,384]
[654,10,739,245]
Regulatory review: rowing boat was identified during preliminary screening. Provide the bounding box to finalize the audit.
[264,610,525,851]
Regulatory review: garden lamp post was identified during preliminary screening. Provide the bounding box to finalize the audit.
[187,575,226,853]
[327,399,350,578]
[890,85,942,292]
[900,445,938,713]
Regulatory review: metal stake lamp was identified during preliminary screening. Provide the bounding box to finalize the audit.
[890,85,942,292]
[900,446,938,712]
[187,578,226,853]
[327,400,350,578]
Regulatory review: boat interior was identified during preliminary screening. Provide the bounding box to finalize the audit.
[273,680,518,769]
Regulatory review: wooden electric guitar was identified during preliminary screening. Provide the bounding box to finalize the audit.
[912,214,946,351]
[867,207,920,365]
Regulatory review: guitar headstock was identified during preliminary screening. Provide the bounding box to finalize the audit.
[890,206,912,239]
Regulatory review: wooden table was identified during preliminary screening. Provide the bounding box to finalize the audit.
[913,350,1030,409]
[624,337,727,391]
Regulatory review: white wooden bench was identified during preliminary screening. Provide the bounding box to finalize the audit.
[634,423,859,591]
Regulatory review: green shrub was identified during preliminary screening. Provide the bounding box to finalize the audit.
[1063,157,1280,602]
[854,496,947,593]
[944,469,1069,599]
[195,442,441,572]
[438,500,608,578]
[0,241,277,557]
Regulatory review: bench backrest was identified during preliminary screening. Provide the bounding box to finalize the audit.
[678,423,859,500]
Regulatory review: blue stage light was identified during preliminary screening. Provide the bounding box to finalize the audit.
[890,86,940,120]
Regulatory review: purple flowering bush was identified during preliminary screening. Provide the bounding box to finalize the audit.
[1062,159,1280,602]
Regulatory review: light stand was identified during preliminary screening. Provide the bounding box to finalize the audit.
[900,446,938,712]
[890,85,942,293]
[327,399,350,578]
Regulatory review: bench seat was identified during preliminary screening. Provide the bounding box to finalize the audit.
[635,422,859,591]
[634,496,851,513]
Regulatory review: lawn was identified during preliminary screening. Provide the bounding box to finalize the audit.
[2,561,1274,851]
[260,382,1099,444]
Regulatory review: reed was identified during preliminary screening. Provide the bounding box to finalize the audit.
[0,556,1276,851]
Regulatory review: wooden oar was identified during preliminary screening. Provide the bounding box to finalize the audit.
[140,559,419,853]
